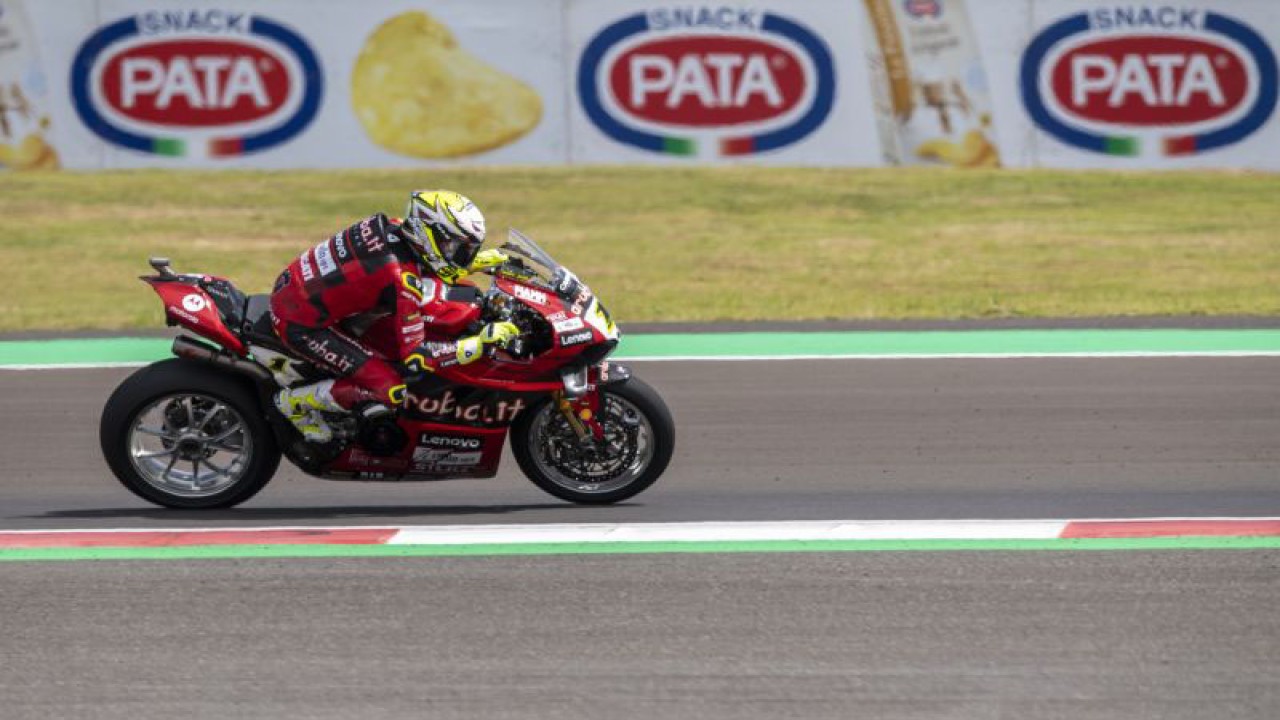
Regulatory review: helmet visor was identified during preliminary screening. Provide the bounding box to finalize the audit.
[437,235,480,270]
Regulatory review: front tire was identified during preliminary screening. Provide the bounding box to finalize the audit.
[100,359,281,509]
[512,376,674,505]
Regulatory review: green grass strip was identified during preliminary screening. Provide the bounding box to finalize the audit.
[5,329,1280,367]
[4,168,1276,328]
[3,536,1280,562]
[618,329,1280,358]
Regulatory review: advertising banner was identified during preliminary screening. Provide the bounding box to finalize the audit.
[567,1,882,165]
[859,0,1005,167]
[1007,0,1280,168]
[0,0,61,169]
[20,0,565,169]
[1,0,1278,171]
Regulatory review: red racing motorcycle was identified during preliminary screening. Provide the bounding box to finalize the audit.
[100,230,675,509]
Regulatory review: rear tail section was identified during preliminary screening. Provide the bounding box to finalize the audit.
[141,258,248,356]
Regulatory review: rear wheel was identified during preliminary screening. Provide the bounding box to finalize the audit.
[100,359,280,509]
[511,376,674,504]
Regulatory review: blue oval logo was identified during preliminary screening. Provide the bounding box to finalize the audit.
[71,10,323,158]
[578,7,836,157]
[1021,7,1278,157]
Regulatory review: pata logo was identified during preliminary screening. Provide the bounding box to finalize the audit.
[578,6,835,157]
[71,9,323,158]
[1021,7,1278,157]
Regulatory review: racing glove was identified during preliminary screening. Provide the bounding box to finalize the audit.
[468,249,508,273]
[456,321,520,365]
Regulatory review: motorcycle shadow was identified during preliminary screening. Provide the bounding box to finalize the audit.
[31,503,602,522]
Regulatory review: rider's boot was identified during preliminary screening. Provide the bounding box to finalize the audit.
[274,380,342,443]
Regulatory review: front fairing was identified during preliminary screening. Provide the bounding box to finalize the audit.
[488,229,619,343]
[394,229,618,392]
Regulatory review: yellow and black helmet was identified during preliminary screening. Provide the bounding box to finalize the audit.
[404,190,486,283]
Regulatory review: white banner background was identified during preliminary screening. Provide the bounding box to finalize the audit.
[1,0,1277,170]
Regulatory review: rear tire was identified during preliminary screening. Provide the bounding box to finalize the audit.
[511,376,674,505]
[100,359,281,509]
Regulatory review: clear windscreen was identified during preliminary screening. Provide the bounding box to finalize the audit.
[492,228,564,291]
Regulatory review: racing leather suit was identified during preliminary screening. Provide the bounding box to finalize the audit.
[269,213,473,417]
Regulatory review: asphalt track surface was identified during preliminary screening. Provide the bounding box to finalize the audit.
[2,357,1279,718]
[3,358,1277,525]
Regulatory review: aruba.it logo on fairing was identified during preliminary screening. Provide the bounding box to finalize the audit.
[71,10,323,158]
[1021,6,1278,157]
[577,7,836,157]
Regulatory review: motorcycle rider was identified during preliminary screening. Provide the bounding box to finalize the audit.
[269,190,517,442]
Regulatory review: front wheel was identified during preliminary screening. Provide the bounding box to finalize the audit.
[100,359,281,509]
[511,376,674,505]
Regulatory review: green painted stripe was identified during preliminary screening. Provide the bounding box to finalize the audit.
[2,330,1280,367]
[3,536,1279,562]
[617,329,1280,358]
[0,338,170,366]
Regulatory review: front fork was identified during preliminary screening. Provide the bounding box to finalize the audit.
[555,362,629,442]
[556,391,604,441]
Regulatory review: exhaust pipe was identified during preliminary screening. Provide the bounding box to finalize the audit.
[172,336,273,383]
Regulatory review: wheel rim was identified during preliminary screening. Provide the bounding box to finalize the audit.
[528,393,655,496]
[128,394,253,498]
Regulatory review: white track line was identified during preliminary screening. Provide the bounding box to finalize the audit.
[622,351,1280,361]
[4,351,1280,371]
[386,520,1069,544]
[7,518,1280,547]
[0,362,153,370]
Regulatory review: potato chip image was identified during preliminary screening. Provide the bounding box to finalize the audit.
[0,131,60,171]
[916,129,999,168]
[352,11,542,158]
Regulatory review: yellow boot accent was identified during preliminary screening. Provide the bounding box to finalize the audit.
[274,380,340,443]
